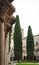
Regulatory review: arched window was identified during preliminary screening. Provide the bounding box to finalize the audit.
[36,42,38,45]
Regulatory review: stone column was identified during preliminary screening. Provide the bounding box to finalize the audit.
[0,22,2,65]
[5,33,9,65]
[1,22,5,65]
[0,22,5,65]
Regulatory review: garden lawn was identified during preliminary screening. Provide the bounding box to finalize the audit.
[16,63,39,65]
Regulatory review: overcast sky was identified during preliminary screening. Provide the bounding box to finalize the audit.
[12,0,39,37]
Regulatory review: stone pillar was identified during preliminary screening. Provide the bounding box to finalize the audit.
[1,22,5,65]
[0,22,2,65]
[5,33,9,65]
[0,22,5,65]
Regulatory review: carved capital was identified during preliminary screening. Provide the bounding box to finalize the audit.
[0,16,5,23]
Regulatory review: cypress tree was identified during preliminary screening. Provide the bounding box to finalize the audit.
[14,15,22,60]
[26,26,34,60]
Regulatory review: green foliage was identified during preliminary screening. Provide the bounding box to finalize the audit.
[14,15,22,60]
[9,29,12,52]
[26,26,34,60]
